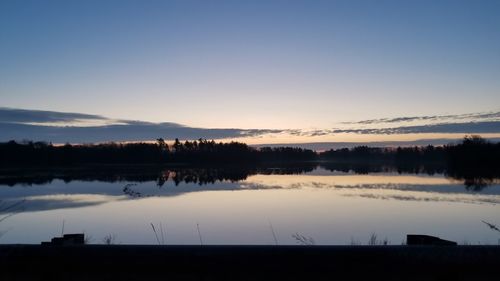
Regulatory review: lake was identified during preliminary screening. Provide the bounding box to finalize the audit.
[1,165,499,245]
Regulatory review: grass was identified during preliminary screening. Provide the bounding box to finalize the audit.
[269,222,279,245]
[368,233,389,245]
[0,200,25,223]
[350,233,390,245]
[0,200,25,239]
[197,223,203,245]
[150,222,166,245]
[292,233,315,245]
[84,234,93,244]
[350,237,361,245]
[482,220,500,234]
[102,234,118,245]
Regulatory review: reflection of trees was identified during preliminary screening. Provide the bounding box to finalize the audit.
[319,162,446,176]
[168,169,250,186]
[319,136,500,190]
[0,167,165,186]
[319,162,499,191]
[445,169,499,191]
[1,136,498,190]
[445,135,500,191]
[0,164,316,187]
[0,161,497,191]
[462,177,495,191]
[163,165,317,186]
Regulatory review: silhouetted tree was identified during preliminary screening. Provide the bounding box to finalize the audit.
[1,135,498,190]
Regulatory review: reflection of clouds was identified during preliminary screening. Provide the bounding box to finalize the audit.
[224,180,500,205]
[238,183,285,190]
[309,182,331,189]
[0,194,127,214]
[342,191,500,205]
[246,174,451,186]
[0,180,288,213]
[332,183,500,196]
[121,181,284,198]
[240,179,500,205]
[2,173,500,214]
[24,194,124,203]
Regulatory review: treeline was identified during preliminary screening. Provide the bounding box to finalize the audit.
[0,138,317,166]
[0,136,499,172]
[446,136,500,188]
[319,145,446,164]
[319,135,499,169]
[0,136,499,189]
[319,135,500,189]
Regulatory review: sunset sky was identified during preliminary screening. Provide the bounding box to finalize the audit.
[1,0,499,145]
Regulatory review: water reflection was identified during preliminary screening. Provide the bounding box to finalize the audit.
[1,165,500,245]
[0,165,499,215]
[320,162,446,175]
[1,163,498,190]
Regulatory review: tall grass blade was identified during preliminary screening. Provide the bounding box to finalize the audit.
[197,223,203,245]
[160,222,165,245]
[269,221,278,245]
[150,223,161,245]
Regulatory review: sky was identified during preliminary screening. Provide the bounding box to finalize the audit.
[1,0,500,144]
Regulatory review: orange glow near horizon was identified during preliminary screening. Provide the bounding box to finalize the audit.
[55,133,500,147]
[217,133,500,145]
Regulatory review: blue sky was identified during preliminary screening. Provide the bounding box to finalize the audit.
[1,0,500,143]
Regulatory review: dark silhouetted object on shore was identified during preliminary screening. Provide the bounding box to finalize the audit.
[406,234,457,246]
[41,234,85,246]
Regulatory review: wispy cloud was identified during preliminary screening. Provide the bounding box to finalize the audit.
[0,108,282,143]
[0,107,107,124]
[330,121,500,135]
[306,110,500,136]
[1,108,500,143]
[343,111,500,125]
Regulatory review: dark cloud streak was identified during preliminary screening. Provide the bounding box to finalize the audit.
[0,107,107,123]
[0,122,281,143]
[1,108,500,143]
[344,111,500,125]
[331,121,500,135]
[0,108,281,142]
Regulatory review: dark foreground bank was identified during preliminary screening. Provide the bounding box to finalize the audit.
[1,245,499,281]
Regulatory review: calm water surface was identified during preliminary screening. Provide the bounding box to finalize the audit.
[1,167,499,245]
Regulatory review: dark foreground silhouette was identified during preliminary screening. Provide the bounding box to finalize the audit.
[1,244,499,281]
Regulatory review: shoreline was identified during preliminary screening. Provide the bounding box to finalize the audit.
[1,245,499,280]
